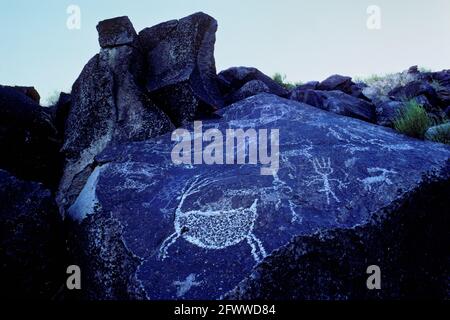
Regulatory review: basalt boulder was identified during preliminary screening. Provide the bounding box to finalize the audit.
[374,100,403,127]
[218,66,289,104]
[0,170,65,299]
[0,85,62,187]
[139,12,224,126]
[317,74,368,100]
[290,88,376,123]
[66,94,449,300]
[228,80,270,104]
[389,80,441,108]
[58,16,174,214]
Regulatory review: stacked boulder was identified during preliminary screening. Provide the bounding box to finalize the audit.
[57,13,227,213]
[139,12,225,126]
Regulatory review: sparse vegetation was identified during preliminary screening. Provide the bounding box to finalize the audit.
[272,73,302,90]
[356,71,418,102]
[393,99,431,139]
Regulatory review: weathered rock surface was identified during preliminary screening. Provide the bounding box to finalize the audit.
[97,16,137,48]
[228,80,270,104]
[139,12,224,126]
[58,17,174,213]
[290,89,376,123]
[218,66,289,104]
[0,85,62,187]
[0,170,65,299]
[227,168,450,299]
[67,94,449,300]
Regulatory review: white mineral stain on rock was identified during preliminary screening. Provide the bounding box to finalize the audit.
[68,165,106,222]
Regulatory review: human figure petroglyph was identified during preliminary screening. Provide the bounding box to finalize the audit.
[359,167,398,191]
[306,157,348,205]
[158,176,267,263]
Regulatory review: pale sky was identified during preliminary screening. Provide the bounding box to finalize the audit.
[1,0,450,105]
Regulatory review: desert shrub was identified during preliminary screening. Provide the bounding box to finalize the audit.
[393,99,432,139]
[272,73,301,90]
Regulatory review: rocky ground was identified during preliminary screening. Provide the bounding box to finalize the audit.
[0,12,449,300]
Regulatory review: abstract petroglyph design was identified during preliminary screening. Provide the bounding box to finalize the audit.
[173,273,203,298]
[359,167,398,191]
[306,157,348,205]
[158,176,267,263]
[327,127,414,154]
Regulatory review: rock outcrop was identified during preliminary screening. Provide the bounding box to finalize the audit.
[2,12,450,301]
[0,170,65,299]
[57,17,174,213]
[66,94,449,299]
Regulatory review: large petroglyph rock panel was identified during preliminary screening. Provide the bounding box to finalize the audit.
[68,94,450,300]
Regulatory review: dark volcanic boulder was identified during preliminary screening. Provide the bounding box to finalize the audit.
[0,85,62,187]
[317,74,368,100]
[375,100,403,127]
[0,170,65,299]
[218,66,289,103]
[389,80,440,107]
[228,80,270,104]
[290,89,376,123]
[67,94,449,300]
[97,16,137,48]
[294,81,319,91]
[58,17,174,213]
[139,12,224,126]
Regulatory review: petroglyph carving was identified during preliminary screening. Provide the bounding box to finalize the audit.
[158,176,267,263]
[328,127,413,154]
[173,273,203,297]
[306,157,348,205]
[359,167,398,191]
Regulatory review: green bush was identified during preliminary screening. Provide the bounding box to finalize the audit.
[393,100,432,139]
[272,73,301,90]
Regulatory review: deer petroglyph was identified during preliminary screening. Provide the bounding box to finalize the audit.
[158,176,267,263]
